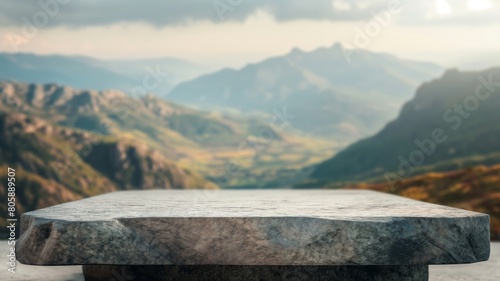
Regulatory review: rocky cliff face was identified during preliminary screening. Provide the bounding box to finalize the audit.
[83,141,216,190]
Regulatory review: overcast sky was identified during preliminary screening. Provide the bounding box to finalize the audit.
[0,0,499,69]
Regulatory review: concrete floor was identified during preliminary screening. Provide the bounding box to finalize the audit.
[429,242,500,281]
[1,241,498,280]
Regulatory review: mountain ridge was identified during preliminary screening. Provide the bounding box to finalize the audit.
[310,67,500,184]
[0,52,210,95]
[168,43,443,139]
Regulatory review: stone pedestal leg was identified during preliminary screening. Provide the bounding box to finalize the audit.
[83,265,429,281]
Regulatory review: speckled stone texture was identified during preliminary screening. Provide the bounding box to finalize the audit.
[82,265,429,281]
[17,190,490,266]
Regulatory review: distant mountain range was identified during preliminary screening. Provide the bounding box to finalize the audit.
[0,52,210,95]
[310,68,500,184]
[0,47,444,141]
[168,43,444,139]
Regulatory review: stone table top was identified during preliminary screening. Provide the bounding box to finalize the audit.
[17,190,490,266]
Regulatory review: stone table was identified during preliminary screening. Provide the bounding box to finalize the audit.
[16,190,490,281]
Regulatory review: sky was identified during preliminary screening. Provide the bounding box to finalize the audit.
[0,0,499,69]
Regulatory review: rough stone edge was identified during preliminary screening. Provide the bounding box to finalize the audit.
[17,214,490,266]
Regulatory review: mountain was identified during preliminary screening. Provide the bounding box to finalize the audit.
[0,112,217,237]
[0,81,335,189]
[343,165,500,240]
[310,68,500,184]
[0,112,216,193]
[0,52,209,95]
[167,43,443,139]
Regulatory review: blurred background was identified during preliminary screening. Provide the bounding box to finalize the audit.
[0,0,499,280]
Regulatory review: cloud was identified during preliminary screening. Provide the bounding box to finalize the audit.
[0,0,395,27]
[0,0,498,28]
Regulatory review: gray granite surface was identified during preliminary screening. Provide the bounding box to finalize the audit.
[16,190,490,265]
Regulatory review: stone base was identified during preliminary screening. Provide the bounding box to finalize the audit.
[83,265,429,281]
